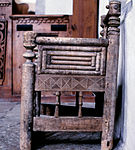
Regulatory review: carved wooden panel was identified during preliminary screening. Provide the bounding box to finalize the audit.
[0,18,7,85]
[38,46,106,76]
[35,74,105,92]
[12,15,69,25]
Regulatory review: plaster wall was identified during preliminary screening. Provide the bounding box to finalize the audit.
[100,0,135,150]
[36,0,73,15]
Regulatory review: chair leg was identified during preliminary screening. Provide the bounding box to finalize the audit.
[20,63,35,150]
[101,138,113,150]
[101,95,116,150]
[101,118,114,150]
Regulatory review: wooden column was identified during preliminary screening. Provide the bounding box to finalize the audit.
[20,32,36,150]
[101,1,121,150]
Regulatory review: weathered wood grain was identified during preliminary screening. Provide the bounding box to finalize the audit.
[35,74,105,92]
[33,116,103,132]
[20,1,121,150]
[40,45,103,52]
[36,37,109,47]
[69,0,98,38]
[101,1,121,150]
[20,32,36,150]
[54,91,61,118]
[38,45,107,76]
[78,92,83,117]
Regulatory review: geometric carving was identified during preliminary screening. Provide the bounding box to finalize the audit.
[35,74,105,92]
[0,18,7,85]
[12,16,69,25]
[38,46,106,76]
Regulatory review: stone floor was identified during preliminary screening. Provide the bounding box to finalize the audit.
[0,100,120,150]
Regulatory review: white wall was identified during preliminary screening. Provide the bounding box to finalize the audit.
[36,0,73,15]
[100,0,135,150]
[124,1,135,149]
[15,0,36,3]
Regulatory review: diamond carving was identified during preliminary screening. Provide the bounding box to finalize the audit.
[35,75,105,92]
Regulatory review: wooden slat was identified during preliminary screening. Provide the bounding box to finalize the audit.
[46,64,95,71]
[36,37,109,47]
[47,51,97,57]
[51,60,92,66]
[42,46,102,52]
[42,69,100,75]
[33,116,103,132]
[96,53,101,71]
[100,47,106,75]
[52,56,92,61]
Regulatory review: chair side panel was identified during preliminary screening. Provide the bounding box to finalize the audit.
[37,45,107,76]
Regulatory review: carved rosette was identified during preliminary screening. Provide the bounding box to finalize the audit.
[0,18,7,85]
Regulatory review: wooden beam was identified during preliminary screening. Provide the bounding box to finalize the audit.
[35,37,108,47]
[33,116,103,132]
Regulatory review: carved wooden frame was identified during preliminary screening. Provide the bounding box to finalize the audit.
[0,17,7,85]
[20,1,121,150]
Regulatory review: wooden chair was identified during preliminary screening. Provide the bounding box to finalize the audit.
[20,1,121,150]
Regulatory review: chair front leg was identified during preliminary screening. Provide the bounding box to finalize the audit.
[20,31,36,150]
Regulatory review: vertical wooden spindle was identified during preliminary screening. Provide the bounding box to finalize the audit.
[78,91,83,117]
[54,91,61,118]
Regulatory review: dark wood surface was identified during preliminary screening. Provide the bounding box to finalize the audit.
[69,0,98,38]
[0,0,12,97]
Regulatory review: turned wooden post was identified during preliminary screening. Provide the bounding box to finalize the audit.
[101,1,121,150]
[78,92,83,118]
[54,91,61,118]
[20,31,36,150]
